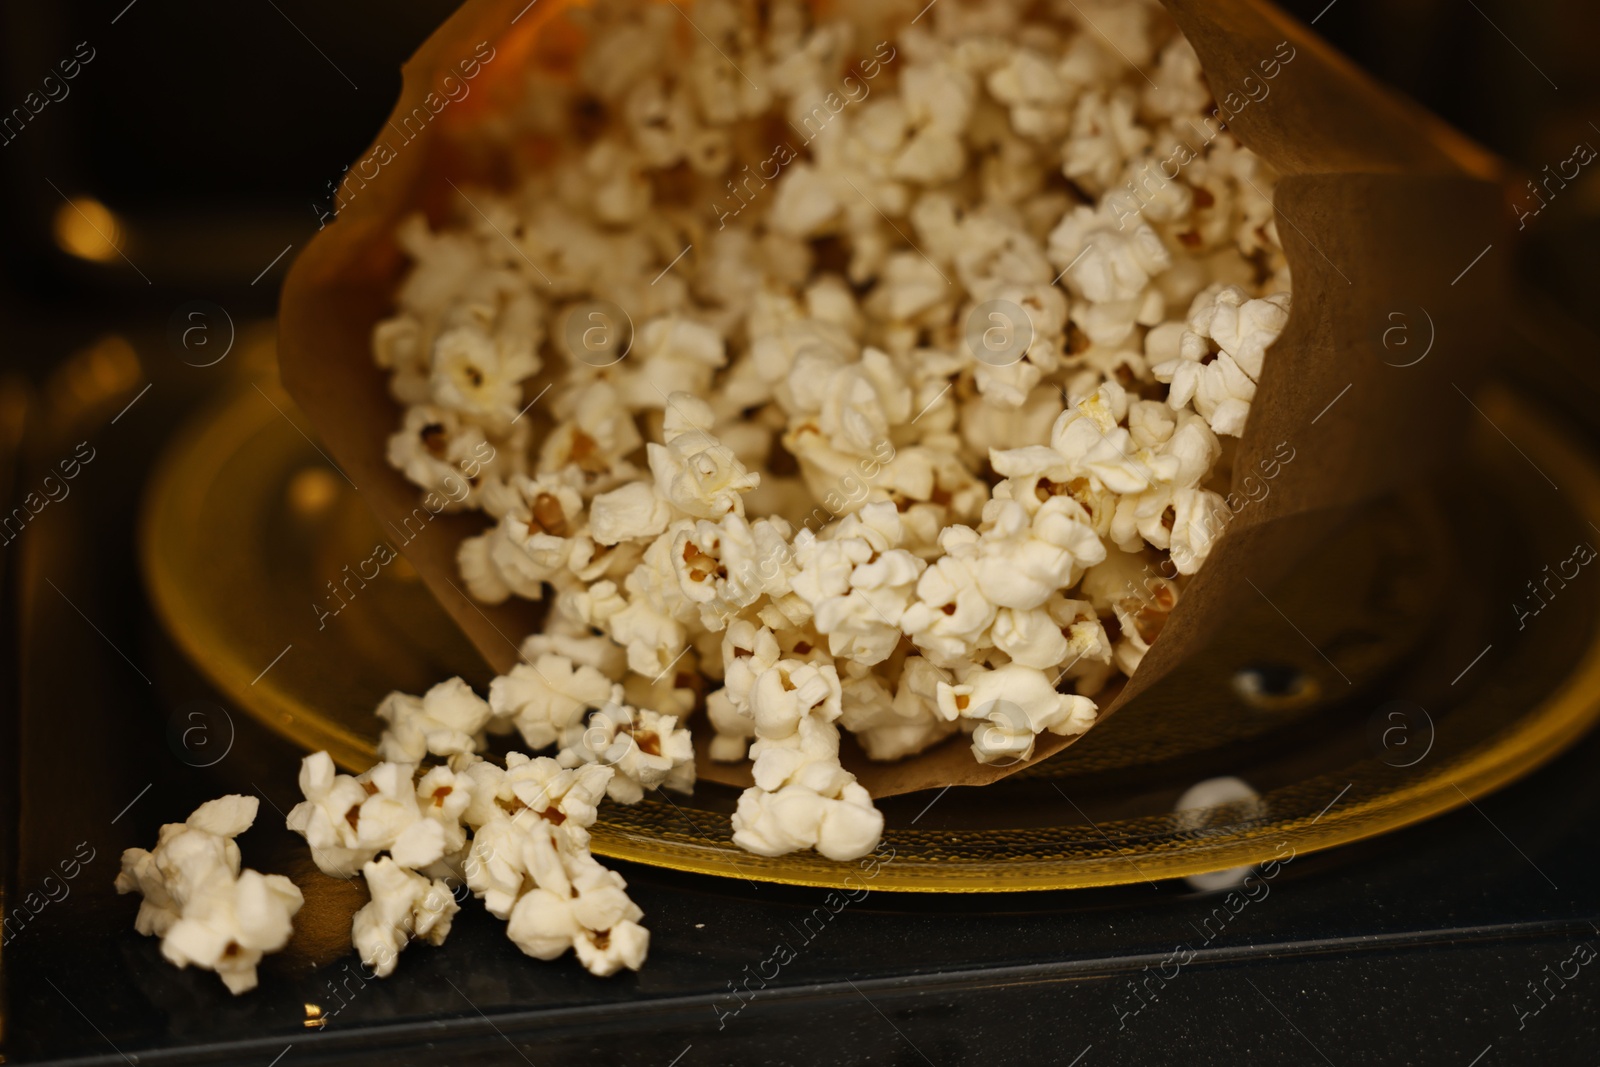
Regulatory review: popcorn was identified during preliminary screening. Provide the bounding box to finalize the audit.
[457,533,512,604]
[625,318,728,409]
[573,915,652,976]
[732,716,884,861]
[648,394,761,519]
[1081,550,1182,673]
[1047,384,1151,496]
[117,796,252,938]
[747,659,843,739]
[839,656,958,761]
[623,663,701,718]
[521,606,630,678]
[891,124,966,185]
[458,754,614,914]
[500,752,616,834]
[115,796,303,994]
[606,594,692,679]
[1166,486,1231,576]
[429,324,539,433]
[556,687,696,804]
[706,688,757,761]
[589,481,673,546]
[707,619,782,758]
[374,314,430,405]
[283,753,374,877]
[285,753,456,877]
[377,677,493,764]
[1143,38,1210,121]
[537,380,645,493]
[987,48,1072,138]
[158,870,304,995]
[731,777,883,860]
[447,752,650,975]
[900,549,999,667]
[971,496,1106,610]
[792,503,926,665]
[459,473,589,602]
[1106,412,1222,555]
[670,513,799,627]
[352,857,459,978]
[1048,204,1171,347]
[991,603,1070,669]
[864,252,952,323]
[960,388,1062,460]
[505,850,649,975]
[770,163,844,237]
[904,60,978,137]
[725,620,885,860]
[935,663,1098,764]
[808,544,923,663]
[416,762,475,858]
[1062,88,1150,194]
[489,654,613,751]
[1153,286,1292,437]
[816,349,914,458]
[386,405,506,512]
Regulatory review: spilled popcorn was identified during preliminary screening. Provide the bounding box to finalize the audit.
[281,747,653,978]
[124,0,1297,989]
[115,796,303,993]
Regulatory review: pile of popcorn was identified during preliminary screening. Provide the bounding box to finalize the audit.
[120,0,1293,990]
[288,677,660,978]
[122,684,658,990]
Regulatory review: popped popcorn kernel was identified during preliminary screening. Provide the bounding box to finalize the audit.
[116,796,303,995]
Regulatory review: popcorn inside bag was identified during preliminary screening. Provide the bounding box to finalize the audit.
[356,0,1301,851]
[282,0,1506,861]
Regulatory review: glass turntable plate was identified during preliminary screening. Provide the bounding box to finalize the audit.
[140,375,1600,890]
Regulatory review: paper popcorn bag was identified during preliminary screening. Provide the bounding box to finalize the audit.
[280,0,1509,796]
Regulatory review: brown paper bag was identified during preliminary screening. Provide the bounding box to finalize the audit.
[280,0,1509,797]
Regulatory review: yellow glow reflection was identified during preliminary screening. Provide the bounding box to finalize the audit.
[53,197,124,263]
[287,468,341,519]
